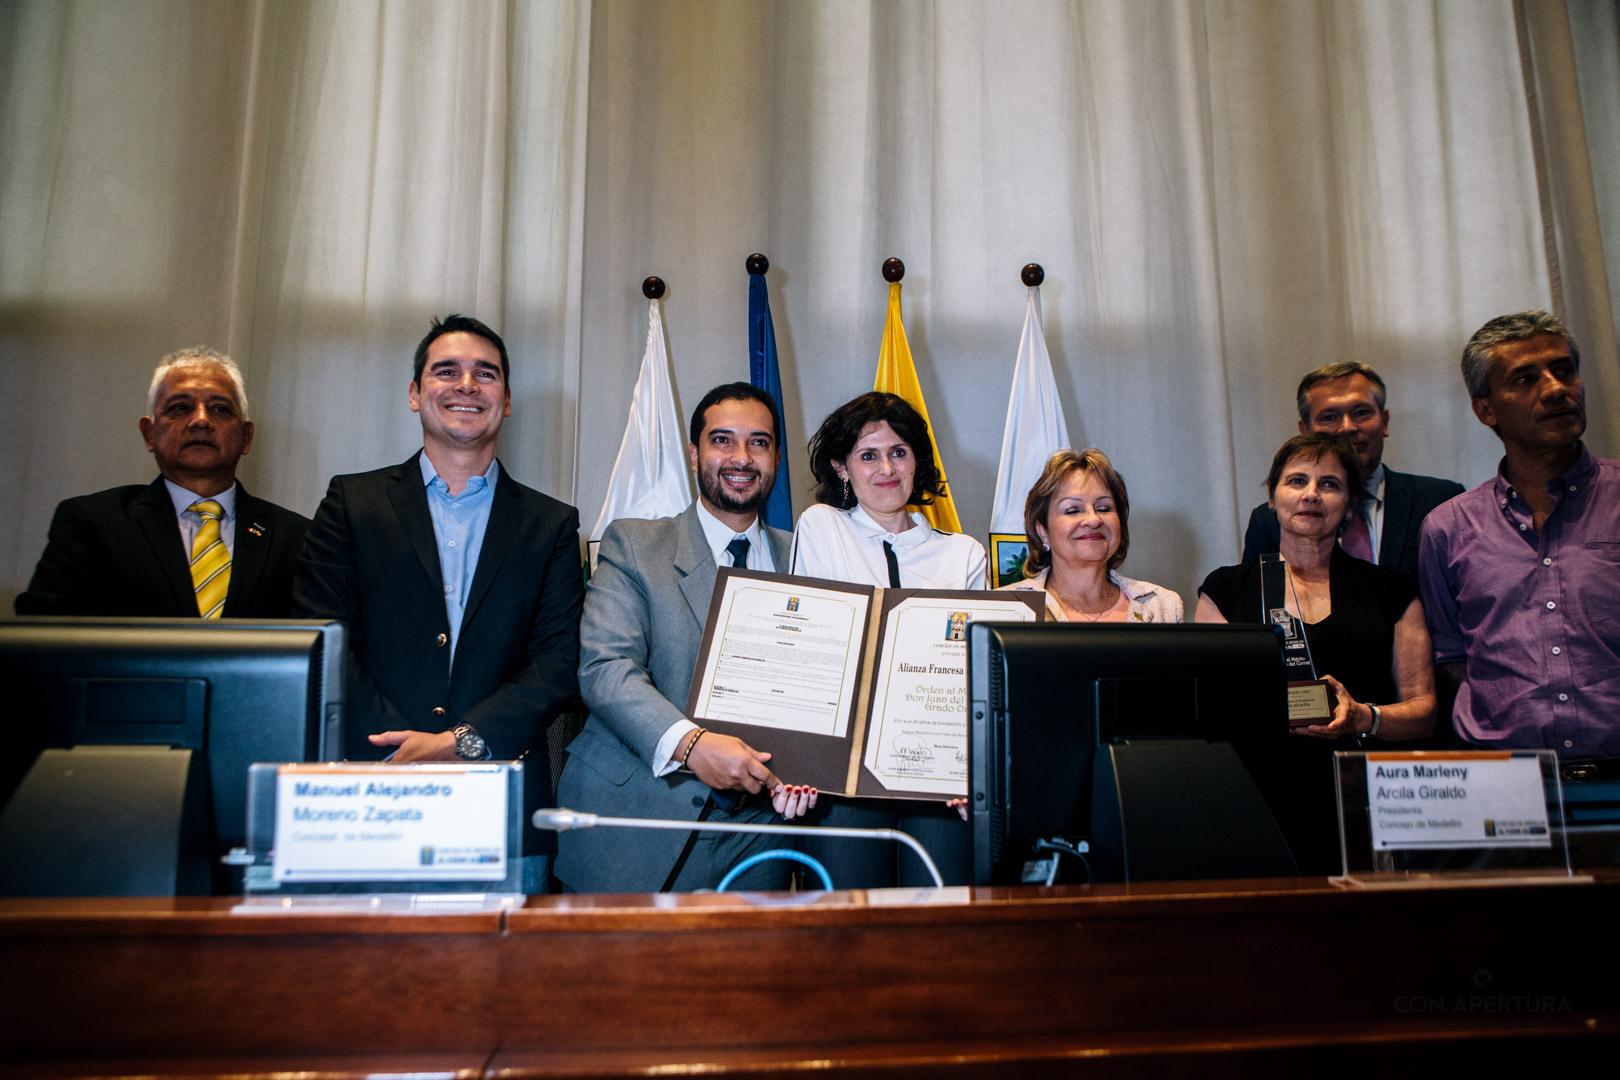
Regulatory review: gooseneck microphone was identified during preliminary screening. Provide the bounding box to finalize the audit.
[531,808,945,888]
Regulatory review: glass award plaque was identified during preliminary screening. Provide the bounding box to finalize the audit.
[1331,750,1582,887]
[1258,553,1331,727]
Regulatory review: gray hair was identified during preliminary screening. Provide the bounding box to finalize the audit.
[1461,311,1579,399]
[1294,361,1387,423]
[147,346,250,420]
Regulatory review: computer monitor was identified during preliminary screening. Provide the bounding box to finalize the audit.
[967,621,1294,886]
[0,618,346,894]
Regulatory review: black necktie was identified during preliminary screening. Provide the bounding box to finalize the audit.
[726,536,750,568]
[882,540,901,588]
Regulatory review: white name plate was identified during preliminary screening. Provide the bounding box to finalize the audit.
[272,763,509,883]
[1364,752,1551,852]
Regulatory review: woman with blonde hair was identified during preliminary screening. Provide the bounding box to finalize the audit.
[998,448,1182,623]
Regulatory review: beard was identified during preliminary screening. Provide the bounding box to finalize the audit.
[697,460,774,515]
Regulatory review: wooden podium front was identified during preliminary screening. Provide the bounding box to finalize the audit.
[2,875,1616,1077]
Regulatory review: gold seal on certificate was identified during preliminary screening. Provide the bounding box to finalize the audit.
[686,568,1043,799]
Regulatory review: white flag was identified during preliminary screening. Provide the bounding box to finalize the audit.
[989,286,1070,533]
[589,297,692,540]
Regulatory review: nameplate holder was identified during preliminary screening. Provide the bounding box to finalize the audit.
[1331,750,1579,887]
[242,761,524,896]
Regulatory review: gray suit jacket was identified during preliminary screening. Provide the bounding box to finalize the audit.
[553,504,791,894]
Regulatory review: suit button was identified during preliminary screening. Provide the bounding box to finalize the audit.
[432,707,446,717]
[435,633,448,646]
[692,796,705,808]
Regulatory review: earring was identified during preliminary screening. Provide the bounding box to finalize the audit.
[843,479,851,506]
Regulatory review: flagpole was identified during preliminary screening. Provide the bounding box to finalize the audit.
[642,275,665,300]
[883,256,905,282]
[1022,262,1044,287]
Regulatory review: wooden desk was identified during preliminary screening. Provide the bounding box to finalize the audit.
[3,876,1615,1077]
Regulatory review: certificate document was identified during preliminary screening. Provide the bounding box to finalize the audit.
[861,594,1040,797]
[687,569,1042,799]
[691,578,868,738]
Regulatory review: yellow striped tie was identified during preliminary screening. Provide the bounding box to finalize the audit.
[188,499,230,619]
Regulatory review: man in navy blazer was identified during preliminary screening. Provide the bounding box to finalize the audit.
[1241,361,1464,586]
[17,347,308,618]
[292,316,583,873]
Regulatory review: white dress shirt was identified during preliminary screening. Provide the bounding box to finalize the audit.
[788,502,987,589]
[653,501,778,775]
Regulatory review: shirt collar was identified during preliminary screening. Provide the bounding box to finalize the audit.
[1363,463,1386,507]
[695,500,767,567]
[420,452,499,496]
[1491,442,1594,503]
[165,478,238,520]
[848,502,932,549]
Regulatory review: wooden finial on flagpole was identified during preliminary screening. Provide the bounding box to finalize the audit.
[882,257,905,283]
[1021,263,1045,287]
[746,253,769,275]
[642,276,666,300]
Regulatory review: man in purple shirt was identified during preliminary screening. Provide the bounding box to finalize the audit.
[1418,310,1620,758]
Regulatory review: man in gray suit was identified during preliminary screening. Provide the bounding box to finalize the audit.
[554,383,816,894]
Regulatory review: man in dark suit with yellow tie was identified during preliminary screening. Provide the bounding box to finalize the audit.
[1241,361,1464,586]
[16,347,309,618]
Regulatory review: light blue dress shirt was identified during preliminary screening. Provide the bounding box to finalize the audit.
[163,479,239,559]
[419,454,498,664]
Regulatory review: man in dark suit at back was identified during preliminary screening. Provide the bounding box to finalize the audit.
[17,347,308,618]
[292,314,583,889]
[1242,361,1464,587]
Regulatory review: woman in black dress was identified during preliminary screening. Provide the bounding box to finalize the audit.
[1196,433,1435,872]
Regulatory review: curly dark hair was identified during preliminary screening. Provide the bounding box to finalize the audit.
[806,392,946,509]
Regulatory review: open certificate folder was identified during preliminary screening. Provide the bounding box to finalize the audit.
[686,568,1042,800]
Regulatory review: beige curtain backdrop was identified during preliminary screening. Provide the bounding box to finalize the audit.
[2,0,1615,609]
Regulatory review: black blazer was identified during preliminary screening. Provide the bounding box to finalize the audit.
[15,477,309,618]
[1241,466,1465,587]
[291,453,583,776]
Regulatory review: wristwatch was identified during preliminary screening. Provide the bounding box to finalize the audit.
[449,723,490,760]
[1366,704,1383,738]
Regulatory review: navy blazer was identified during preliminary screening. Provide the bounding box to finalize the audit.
[1240,466,1465,587]
[16,476,308,618]
[291,453,583,778]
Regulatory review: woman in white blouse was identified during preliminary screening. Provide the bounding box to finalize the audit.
[790,392,986,888]
[790,393,987,589]
[998,448,1183,623]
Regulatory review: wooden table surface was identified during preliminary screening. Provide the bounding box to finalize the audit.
[3,874,1615,1077]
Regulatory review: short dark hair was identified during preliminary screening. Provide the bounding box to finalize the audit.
[412,314,510,387]
[688,382,780,446]
[1294,361,1387,423]
[806,392,947,509]
[1263,433,1367,509]
[1022,448,1131,575]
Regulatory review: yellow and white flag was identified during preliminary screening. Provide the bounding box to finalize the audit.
[873,282,962,533]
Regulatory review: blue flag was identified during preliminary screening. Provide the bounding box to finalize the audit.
[749,271,793,531]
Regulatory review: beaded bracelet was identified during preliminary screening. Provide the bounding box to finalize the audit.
[680,727,707,767]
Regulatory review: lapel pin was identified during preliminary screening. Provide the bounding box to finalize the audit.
[248,522,266,537]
